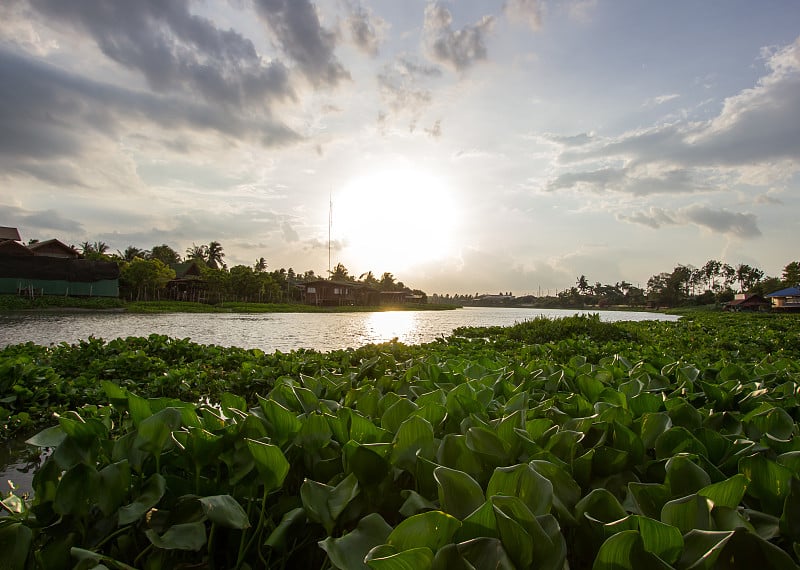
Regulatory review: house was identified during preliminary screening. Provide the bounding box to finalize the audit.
[0,227,22,242]
[303,280,379,306]
[723,294,770,312]
[166,261,206,301]
[27,239,80,259]
[765,286,800,311]
[0,228,118,297]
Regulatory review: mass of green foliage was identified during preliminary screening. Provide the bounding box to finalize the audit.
[1,313,799,569]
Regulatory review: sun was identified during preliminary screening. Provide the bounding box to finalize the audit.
[333,168,458,273]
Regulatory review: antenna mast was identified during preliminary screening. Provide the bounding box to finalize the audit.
[328,192,332,278]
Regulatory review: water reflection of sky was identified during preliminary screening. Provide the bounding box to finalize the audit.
[359,311,418,346]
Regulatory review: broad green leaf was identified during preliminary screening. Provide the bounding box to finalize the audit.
[677,530,734,569]
[0,522,32,570]
[135,407,182,454]
[25,425,66,448]
[387,511,461,552]
[344,441,391,486]
[593,530,673,570]
[296,412,333,451]
[635,516,683,564]
[118,473,166,525]
[638,412,671,450]
[58,416,108,445]
[661,494,713,533]
[492,500,534,569]
[698,474,748,509]
[437,434,484,481]
[329,473,360,520]
[265,507,306,551]
[382,398,418,432]
[655,426,707,459]
[391,415,434,471]
[258,397,302,445]
[54,463,98,516]
[627,482,670,519]
[576,488,627,524]
[466,426,508,463]
[435,466,486,520]
[748,407,795,441]
[486,463,553,516]
[145,522,206,551]
[455,537,516,570]
[246,439,290,492]
[300,479,335,533]
[96,460,131,516]
[780,477,800,542]
[456,500,499,542]
[739,454,794,516]
[349,409,392,444]
[198,494,250,529]
[366,546,434,570]
[399,490,438,517]
[665,455,712,498]
[320,513,393,570]
[127,392,152,426]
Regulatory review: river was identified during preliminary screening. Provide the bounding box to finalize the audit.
[0,306,677,352]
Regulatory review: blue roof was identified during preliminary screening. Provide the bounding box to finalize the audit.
[765,286,800,298]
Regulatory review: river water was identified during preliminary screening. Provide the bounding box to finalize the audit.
[0,307,678,493]
[0,306,677,352]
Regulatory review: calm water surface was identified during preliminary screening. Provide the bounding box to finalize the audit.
[0,307,677,352]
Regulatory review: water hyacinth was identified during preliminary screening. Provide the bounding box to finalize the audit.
[1,313,799,568]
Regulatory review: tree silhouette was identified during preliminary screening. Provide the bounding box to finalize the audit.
[206,241,226,270]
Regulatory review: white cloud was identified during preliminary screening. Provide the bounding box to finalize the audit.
[618,204,761,239]
[423,2,495,72]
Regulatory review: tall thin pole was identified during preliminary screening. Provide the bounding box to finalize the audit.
[328,192,332,278]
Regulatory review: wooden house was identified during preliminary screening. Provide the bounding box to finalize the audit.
[166,261,206,301]
[765,286,800,311]
[0,227,22,242]
[303,280,379,306]
[723,294,770,312]
[28,239,80,259]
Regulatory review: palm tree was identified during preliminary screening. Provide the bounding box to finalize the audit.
[117,246,147,262]
[206,241,226,270]
[186,244,207,262]
[254,257,267,273]
[359,271,378,286]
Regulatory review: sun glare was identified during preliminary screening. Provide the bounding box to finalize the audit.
[333,168,457,272]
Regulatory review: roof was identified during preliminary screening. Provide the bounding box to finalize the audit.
[725,295,768,306]
[765,287,800,298]
[0,240,34,256]
[171,261,203,278]
[28,239,79,256]
[0,227,21,241]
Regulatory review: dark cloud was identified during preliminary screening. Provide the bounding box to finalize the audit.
[423,3,495,71]
[546,167,709,196]
[555,37,800,176]
[0,204,85,235]
[377,56,440,114]
[28,0,294,108]
[343,1,386,56]
[253,0,349,86]
[619,205,761,238]
[0,48,301,185]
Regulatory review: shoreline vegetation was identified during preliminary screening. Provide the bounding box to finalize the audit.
[1,313,799,568]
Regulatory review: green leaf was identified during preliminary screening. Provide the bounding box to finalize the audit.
[486,463,553,516]
[96,460,131,517]
[296,412,333,451]
[320,513,393,570]
[329,473,360,520]
[198,495,250,529]
[698,474,748,509]
[344,441,391,486]
[258,397,302,446]
[246,439,290,492]
[25,425,66,448]
[391,415,434,471]
[576,488,626,525]
[627,482,670,519]
[118,473,167,525]
[0,522,32,570]
[661,494,713,533]
[387,511,461,552]
[592,530,672,570]
[739,454,794,516]
[677,530,734,569]
[300,479,335,533]
[145,522,206,551]
[455,537,516,570]
[638,412,671,450]
[265,507,306,551]
[434,466,486,520]
[54,463,98,516]
[382,398,418,432]
[135,407,182,454]
[466,426,508,463]
[456,500,498,542]
[665,455,712,498]
[366,546,434,570]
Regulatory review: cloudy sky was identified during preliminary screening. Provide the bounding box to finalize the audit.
[2,1,799,294]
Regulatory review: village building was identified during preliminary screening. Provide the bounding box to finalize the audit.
[0,227,119,297]
[765,286,800,311]
[723,293,770,312]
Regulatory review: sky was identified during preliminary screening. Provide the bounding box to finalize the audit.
[1,0,799,295]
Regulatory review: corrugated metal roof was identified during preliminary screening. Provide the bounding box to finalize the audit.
[0,226,21,241]
[765,286,800,298]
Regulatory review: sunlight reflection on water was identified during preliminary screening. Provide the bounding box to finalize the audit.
[0,307,678,352]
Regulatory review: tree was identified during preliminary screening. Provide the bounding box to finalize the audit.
[735,263,764,293]
[206,241,226,270]
[359,271,378,286]
[117,246,147,262]
[576,275,590,295]
[254,257,267,273]
[379,272,397,291]
[329,263,351,281]
[150,244,181,266]
[120,259,175,301]
[783,261,800,286]
[186,243,207,262]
